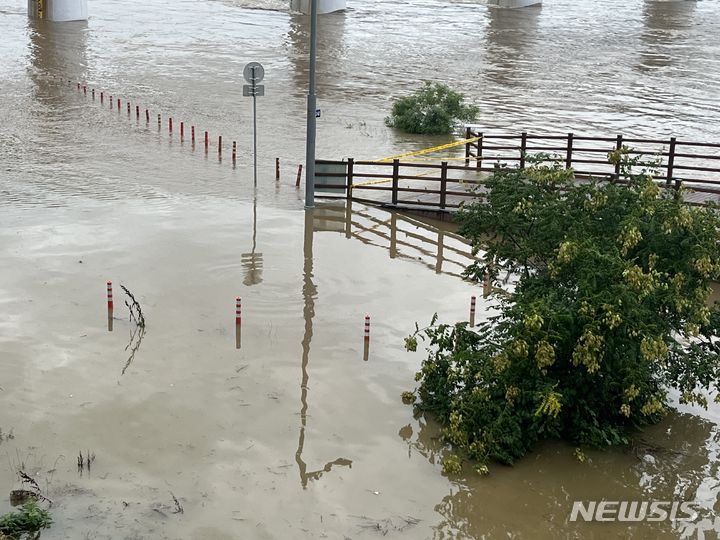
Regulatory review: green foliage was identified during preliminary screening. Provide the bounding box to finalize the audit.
[407,151,720,469]
[0,502,53,537]
[385,82,479,135]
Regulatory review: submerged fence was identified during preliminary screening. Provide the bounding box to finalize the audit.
[315,129,720,210]
[312,203,476,278]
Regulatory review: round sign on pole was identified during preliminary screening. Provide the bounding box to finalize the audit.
[243,62,265,84]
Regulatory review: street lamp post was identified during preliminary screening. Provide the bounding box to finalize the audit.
[304,0,318,209]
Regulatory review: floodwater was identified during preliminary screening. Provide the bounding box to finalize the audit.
[1,0,720,538]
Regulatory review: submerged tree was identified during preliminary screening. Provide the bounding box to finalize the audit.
[0,501,52,538]
[385,82,479,136]
[405,151,720,473]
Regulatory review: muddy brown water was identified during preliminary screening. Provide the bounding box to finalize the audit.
[2,0,720,538]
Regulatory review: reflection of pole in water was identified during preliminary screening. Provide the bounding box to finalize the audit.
[435,230,444,273]
[389,213,397,258]
[242,194,263,286]
[295,209,317,488]
[344,201,352,239]
[294,209,352,486]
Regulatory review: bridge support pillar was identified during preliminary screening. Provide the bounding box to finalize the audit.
[291,0,347,15]
[28,0,88,21]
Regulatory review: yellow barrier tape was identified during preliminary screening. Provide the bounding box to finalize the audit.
[352,178,394,188]
[372,135,482,163]
[351,136,483,188]
[353,168,443,188]
[398,155,484,163]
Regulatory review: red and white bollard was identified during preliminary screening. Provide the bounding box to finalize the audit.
[117,98,121,112]
[107,281,114,332]
[136,105,140,120]
[483,269,491,298]
[218,135,222,158]
[169,117,173,134]
[470,296,476,327]
[157,113,161,129]
[180,122,185,141]
[363,314,370,361]
[107,281,114,310]
[145,109,150,123]
[235,297,242,349]
[127,102,131,115]
[100,92,104,104]
[91,88,95,100]
[191,126,196,146]
[109,95,113,108]
[232,141,237,166]
[204,131,209,152]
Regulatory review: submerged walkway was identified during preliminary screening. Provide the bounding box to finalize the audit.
[315,130,720,213]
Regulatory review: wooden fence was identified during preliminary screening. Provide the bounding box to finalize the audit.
[315,129,720,210]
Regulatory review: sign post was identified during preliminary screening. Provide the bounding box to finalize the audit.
[304,0,318,209]
[243,62,265,188]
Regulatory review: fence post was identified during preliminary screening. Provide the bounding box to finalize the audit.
[392,159,400,206]
[465,126,472,167]
[666,137,677,186]
[614,135,623,182]
[440,161,448,209]
[566,132,574,170]
[476,132,483,172]
[346,158,354,202]
[520,132,527,169]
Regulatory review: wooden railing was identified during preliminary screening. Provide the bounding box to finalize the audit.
[464,129,720,201]
[315,157,485,210]
[315,130,720,210]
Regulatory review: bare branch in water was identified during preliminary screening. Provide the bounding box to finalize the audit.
[170,492,184,514]
[119,285,147,376]
[120,285,145,328]
[121,325,146,376]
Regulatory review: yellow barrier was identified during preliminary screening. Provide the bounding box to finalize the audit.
[398,155,483,163]
[352,178,394,188]
[351,135,483,188]
[372,136,482,163]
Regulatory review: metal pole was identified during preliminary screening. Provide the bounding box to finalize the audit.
[304,0,318,209]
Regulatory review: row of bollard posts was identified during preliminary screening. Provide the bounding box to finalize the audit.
[106,283,493,359]
[105,282,497,361]
[73,80,304,181]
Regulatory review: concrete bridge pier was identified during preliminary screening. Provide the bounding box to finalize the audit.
[291,0,347,15]
[28,0,88,21]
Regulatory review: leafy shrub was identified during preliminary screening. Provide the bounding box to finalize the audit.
[0,502,53,537]
[385,82,479,135]
[406,151,720,470]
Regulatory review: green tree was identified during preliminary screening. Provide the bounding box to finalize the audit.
[385,82,479,135]
[405,151,720,472]
[0,502,52,537]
